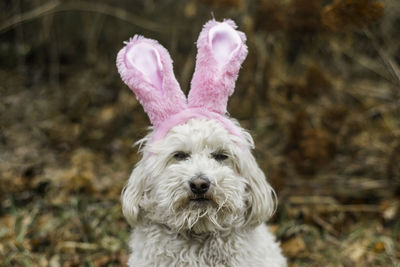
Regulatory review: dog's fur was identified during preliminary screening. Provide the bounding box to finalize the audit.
[122,118,286,266]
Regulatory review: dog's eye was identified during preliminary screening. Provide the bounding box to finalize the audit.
[212,152,228,161]
[173,151,190,160]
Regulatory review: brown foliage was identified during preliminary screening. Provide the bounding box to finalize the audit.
[287,0,323,34]
[283,65,332,99]
[321,105,348,134]
[322,0,384,31]
[256,0,324,34]
[198,0,243,8]
[386,140,400,186]
[304,66,332,96]
[287,111,336,174]
[255,0,287,32]
[256,0,384,34]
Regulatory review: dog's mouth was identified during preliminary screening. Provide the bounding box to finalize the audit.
[190,197,209,202]
[187,194,219,209]
[189,195,211,203]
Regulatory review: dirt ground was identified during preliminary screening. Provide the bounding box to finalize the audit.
[1,0,399,266]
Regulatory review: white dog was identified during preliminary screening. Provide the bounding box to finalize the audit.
[117,19,286,267]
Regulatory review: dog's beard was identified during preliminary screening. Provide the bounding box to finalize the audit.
[141,165,247,234]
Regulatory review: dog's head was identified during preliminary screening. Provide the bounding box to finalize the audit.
[117,19,276,234]
[122,118,276,233]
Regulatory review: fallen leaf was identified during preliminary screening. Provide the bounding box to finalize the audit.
[281,236,306,257]
[373,241,385,253]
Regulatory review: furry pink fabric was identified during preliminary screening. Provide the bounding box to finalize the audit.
[152,108,242,141]
[116,19,248,142]
[188,19,248,115]
[116,36,187,128]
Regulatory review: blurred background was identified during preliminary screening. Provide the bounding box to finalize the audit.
[1,0,399,266]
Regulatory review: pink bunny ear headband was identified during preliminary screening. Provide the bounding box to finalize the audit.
[116,19,248,142]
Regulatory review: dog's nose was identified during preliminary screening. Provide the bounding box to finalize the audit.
[189,176,210,194]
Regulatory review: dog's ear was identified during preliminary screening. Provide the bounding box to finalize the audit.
[240,152,276,227]
[116,35,187,128]
[121,160,147,226]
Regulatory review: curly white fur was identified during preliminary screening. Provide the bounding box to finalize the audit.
[122,118,287,266]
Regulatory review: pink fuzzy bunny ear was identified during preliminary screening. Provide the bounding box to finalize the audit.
[188,19,248,115]
[116,36,187,127]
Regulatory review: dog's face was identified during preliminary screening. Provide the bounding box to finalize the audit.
[122,118,276,234]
